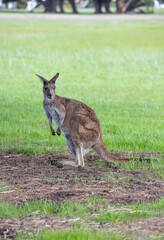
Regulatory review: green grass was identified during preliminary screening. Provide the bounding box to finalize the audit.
[16,229,130,240]
[0,200,55,218]
[1,198,164,239]
[0,18,164,154]
[0,198,104,219]
[123,156,164,178]
[93,198,164,223]
[0,197,163,220]
[1,197,163,239]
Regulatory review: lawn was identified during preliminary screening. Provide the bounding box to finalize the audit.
[0,14,164,240]
[0,16,163,154]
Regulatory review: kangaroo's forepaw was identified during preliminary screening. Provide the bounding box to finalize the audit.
[57,128,61,136]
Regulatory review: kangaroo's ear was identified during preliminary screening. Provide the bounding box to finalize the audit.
[50,73,59,84]
[36,74,48,84]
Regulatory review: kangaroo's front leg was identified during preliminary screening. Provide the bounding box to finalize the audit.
[48,115,55,136]
[44,109,55,136]
[49,119,55,135]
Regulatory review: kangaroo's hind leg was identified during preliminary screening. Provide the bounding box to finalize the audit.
[65,134,76,157]
[75,143,85,167]
[80,144,85,167]
[57,134,76,166]
[65,133,85,166]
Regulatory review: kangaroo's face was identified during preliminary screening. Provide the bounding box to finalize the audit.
[43,82,56,100]
[36,73,59,101]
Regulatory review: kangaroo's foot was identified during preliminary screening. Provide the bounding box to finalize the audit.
[59,160,77,166]
[50,159,77,167]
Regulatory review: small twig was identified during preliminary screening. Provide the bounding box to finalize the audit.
[4,154,23,158]
[67,217,81,222]
[0,190,15,194]
[22,210,40,217]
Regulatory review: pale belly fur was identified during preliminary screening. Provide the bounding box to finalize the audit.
[47,105,64,127]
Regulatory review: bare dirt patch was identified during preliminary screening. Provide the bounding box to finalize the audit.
[0,150,163,205]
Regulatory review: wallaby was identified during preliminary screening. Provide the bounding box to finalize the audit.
[37,73,128,167]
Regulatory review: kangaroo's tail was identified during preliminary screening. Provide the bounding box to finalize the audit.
[92,137,129,164]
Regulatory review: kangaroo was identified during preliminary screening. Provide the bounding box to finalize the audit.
[37,73,128,167]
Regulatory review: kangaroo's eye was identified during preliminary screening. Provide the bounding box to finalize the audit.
[45,87,48,91]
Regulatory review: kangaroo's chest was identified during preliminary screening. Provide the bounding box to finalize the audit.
[47,105,64,127]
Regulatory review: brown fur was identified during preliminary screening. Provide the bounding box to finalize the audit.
[37,73,128,166]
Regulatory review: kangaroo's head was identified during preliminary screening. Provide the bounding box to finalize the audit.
[36,73,59,101]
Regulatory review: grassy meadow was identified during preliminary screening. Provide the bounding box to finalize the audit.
[0,17,164,154]
[0,15,164,240]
